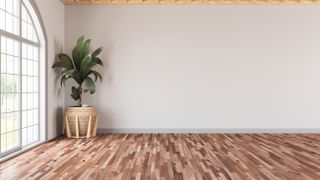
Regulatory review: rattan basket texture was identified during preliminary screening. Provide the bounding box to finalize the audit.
[65,106,98,138]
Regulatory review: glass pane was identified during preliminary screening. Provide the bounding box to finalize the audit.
[22,59,26,75]
[27,126,32,144]
[0,0,20,35]
[27,77,33,92]
[4,13,19,35]
[0,0,5,10]
[33,77,38,92]
[27,59,33,75]
[33,109,38,125]
[22,5,38,43]
[33,61,38,76]
[33,94,38,108]
[27,110,32,126]
[6,112,19,132]
[0,94,6,112]
[21,111,26,128]
[1,54,6,73]
[21,93,26,110]
[13,0,19,17]
[22,128,26,146]
[33,125,38,142]
[1,134,7,152]
[6,55,19,74]
[5,74,19,92]
[27,93,32,109]
[6,93,19,112]
[1,36,6,53]
[5,0,13,14]
[0,9,5,30]
[33,47,38,61]
[22,76,27,92]
[1,113,6,134]
[6,130,19,150]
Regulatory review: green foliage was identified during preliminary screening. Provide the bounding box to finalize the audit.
[52,36,103,106]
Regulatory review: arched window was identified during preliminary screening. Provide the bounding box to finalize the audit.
[0,0,46,158]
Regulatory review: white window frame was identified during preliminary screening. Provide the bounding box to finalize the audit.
[0,0,46,160]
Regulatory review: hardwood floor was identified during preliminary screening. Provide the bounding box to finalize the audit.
[0,134,320,180]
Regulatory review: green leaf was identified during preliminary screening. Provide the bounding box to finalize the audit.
[93,57,103,66]
[92,47,103,58]
[72,37,91,70]
[88,70,102,82]
[77,36,84,45]
[71,86,80,101]
[80,55,97,77]
[84,77,96,94]
[52,53,74,70]
[62,69,75,78]
[71,71,82,85]
[60,75,69,86]
[83,39,91,56]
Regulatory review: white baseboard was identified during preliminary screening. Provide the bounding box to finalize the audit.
[97,128,320,134]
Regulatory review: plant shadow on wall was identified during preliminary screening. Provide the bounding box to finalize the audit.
[53,38,65,135]
[52,36,104,138]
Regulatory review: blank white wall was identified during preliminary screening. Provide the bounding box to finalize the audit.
[34,0,65,139]
[66,5,320,130]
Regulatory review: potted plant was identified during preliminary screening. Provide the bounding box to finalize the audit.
[52,36,103,138]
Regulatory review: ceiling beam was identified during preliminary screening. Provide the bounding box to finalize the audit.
[62,0,320,4]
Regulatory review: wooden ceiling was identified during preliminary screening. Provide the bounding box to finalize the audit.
[62,0,320,4]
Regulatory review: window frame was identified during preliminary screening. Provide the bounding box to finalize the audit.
[0,0,46,159]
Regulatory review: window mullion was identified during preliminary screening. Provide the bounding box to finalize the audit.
[0,30,39,47]
[19,0,22,149]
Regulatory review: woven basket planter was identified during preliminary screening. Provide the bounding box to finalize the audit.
[65,106,99,139]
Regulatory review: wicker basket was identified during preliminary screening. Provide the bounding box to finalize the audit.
[65,106,99,139]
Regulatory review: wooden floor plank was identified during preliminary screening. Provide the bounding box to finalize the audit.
[0,134,319,179]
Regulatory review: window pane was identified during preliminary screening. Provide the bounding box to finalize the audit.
[22,111,26,128]
[1,54,6,73]
[22,5,38,43]
[33,94,38,108]
[1,36,6,52]
[0,0,5,10]
[33,61,38,76]
[22,76,27,92]
[21,93,26,110]
[5,74,19,92]
[6,94,19,112]
[0,0,20,35]
[5,0,13,14]
[27,77,33,92]
[1,74,6,92]
[13,0,19,17]
[27,126,32,144]
[1,134,7,152]
[7,130,19,149]
[0,9,5,30]
[6,112,19,132]
[22,128,26,146]
[1,94,6,112]
[33,125,38,142]
[6,55,19,74]
[1,113,6,134]
[27,110,32,126]
[33,109,38,125]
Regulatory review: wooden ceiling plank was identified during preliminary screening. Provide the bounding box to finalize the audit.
[61,0,320,4]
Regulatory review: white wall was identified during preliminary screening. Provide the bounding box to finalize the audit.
[65,5,320,131]
[34,0,65,139]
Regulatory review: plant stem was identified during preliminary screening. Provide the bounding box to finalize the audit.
[79,86,83,106]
